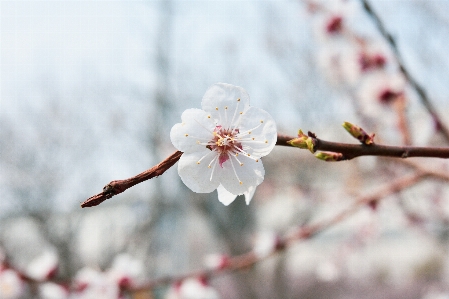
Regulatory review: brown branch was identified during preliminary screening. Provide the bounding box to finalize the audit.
[361,0,449,142]
[129,172,426,292]
[280,134,449,159]
[82,134,449,208]
[81,151,183,208]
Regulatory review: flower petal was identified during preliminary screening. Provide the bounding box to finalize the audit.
[244,185,256,205]
[170,108,216,154]
[216,185,238,206]
[218,155,265,195]
[178,151,221,193]
[201,83,250,129]
[237,107,277,157]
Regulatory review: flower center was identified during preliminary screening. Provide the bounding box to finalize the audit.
[204,125,242,168]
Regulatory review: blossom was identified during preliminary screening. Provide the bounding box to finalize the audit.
[165,278,220,299]
[107,253,144,288]
[25,251,59,281]
[0,269,24,299]
[38,282,69,299]
[170,83,277,205]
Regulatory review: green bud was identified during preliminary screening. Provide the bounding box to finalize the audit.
[342,122,375,145]
[315,151,344,162]
[287,129,315,153]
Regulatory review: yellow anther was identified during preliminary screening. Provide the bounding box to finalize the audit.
[207,115,211,118]
[236,153,239,156]
[239,112,243,114]
[225,106,228,109]
[208,165,211,168]
[197,161,200,164]
[252,137,255,140]
[237,98,240,102]
[256,159,259,162]
[215,107,219,110]
[239,181,243,185]
[240,163,243,166]
[248,131,252,134]
[265,140,268,143]
[247,154,251,157]
[260,120,264,123]
[185,134,188,137]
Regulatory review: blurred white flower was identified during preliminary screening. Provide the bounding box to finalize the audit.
[25,251,58,281]
[0,269,24,299]
[39,282,68,299]
[253,231,279,259]
[74,267,119,299]
[357,73,406,117]
[203,254,229,271]
[316,261,340,282]
[107,253,144,287]
[165,278,220,299]
[340,46,388,86]
[170,83,277,205]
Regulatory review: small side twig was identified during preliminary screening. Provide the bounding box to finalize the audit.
[361,0,449,142]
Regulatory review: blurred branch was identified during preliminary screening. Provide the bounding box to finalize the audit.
[82,134,449,208]
[129,172,426,292]
[361,0,449,142]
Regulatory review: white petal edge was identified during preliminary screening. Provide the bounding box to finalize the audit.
[216,185,238,206]
[244,185,256,205]
[178,151,221,193]
[201,83,250,129]
[170,108,216,154]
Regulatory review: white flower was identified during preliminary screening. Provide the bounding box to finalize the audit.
[165,278,220,299]
[170,83,277,205]
[0,269,24,299]
[25,251,58,281]
[39,282,69,299]
[107,253,144,287]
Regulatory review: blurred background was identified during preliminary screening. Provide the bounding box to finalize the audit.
[1,0,449,298]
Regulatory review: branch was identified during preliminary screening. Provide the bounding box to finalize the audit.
[361,0,449,142]
[81,133,449,207]
[81,151,183,208]
[129,172,426,292]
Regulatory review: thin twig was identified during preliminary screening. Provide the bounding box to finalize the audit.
[129,172,426,292]
[361,0,449,142]
[81,151,182,208]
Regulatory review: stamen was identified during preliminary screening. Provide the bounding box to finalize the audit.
[232,145,260,161]
[231,153,244,166]
[197,150,216,165]
[260,120,264,123]
[236,123,262,137]
[229,158,242,185]
[229,99,241,131]
[209,156,218,181]
[185,134,188,137]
